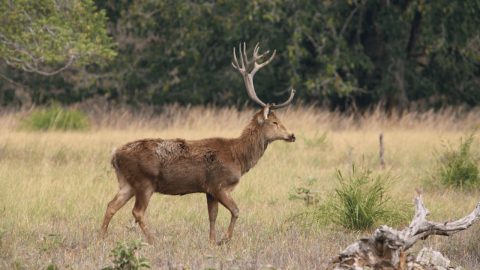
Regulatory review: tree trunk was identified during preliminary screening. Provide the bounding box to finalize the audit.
[393,58,409,111]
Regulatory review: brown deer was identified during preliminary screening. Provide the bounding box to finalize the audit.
[97,43,296,245]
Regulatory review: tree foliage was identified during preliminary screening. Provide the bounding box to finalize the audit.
[1,0,480,109]
[0,0,116,76]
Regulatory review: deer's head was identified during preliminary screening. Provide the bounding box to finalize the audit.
[255,105,295,143]
[232,43,296,143]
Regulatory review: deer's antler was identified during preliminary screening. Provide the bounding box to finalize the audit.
[232,43,295,109]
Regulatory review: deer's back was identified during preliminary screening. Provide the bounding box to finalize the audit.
[113,138,241,195]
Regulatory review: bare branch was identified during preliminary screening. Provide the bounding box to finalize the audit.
[0,72,23,87]
[339,6,359,37]
[302,29,325,55]
[327,195,480,269]
[338,80,370,94]
[45,26,59,40]
[12,55,76,76]
[0,33,19,47]
[356,0,367,46]
[318,78,331,88]
[23,10,33,22]
[403,196,480,249]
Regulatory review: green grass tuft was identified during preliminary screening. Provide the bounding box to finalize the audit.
[19,104,91,131]
[290,166,412,231]
[436,129,480,190]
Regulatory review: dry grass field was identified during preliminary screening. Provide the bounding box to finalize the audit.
[1,104,480,269]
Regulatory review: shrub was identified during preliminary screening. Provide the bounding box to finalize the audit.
[289,166,412,231]
[436,129,480,190]
[19,104,91,131]
[102,239,151,270]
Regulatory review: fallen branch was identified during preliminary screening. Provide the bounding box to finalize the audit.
[327,194,480,269]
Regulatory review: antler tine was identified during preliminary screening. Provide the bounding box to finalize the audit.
[250,50,276,77]
[232,47,241,71]
[270,89,296,110]
[253,42,260,57]
[232,42,295,109]
[242,43,269,71]
[239,43,245,70]
[243,42,248,65]
[232,44,248,72]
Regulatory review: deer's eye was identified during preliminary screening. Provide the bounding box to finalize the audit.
[273,122,278,125]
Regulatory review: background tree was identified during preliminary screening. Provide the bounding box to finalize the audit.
[1,0,479,110]
[0,0,116,105]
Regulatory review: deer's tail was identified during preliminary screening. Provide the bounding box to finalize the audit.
[111,147,119,172]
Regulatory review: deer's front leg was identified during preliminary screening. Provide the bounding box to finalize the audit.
[215,190,239,245]
[206,193,219,245]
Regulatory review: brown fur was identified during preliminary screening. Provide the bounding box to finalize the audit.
[97,107,295,244]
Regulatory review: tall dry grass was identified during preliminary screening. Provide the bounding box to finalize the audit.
[76,103,480,132]
[0,104,479,269]
[3,101,480,132]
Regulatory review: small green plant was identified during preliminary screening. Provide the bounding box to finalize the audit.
[45,264,59,270]
[102,240,151,270]
[301,130,328,148]
[11,260,22,270]
[41,234,62,252]
[289,176,320,205]
[436,129,480,190]
[19,104,91,131]
[289,166,412,231]
[289,186,320,205]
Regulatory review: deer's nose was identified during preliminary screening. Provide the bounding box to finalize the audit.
[291,134,296,142]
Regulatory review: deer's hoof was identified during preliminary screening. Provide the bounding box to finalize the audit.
[145,237,154,245]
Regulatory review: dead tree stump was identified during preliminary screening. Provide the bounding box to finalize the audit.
[327,195,480,270]
[380,133,386,167]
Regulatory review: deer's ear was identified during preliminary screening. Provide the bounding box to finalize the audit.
[258,104,270,124]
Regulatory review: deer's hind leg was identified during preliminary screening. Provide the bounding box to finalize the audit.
[98,176,134,241]
[206,194,219,245]
[131,182,155,244]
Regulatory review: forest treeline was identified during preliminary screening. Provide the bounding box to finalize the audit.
[1,0,479,110]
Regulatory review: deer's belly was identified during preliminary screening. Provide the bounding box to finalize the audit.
[154,162,207,195]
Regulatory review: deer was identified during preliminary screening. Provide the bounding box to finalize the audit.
[97,43,296,245]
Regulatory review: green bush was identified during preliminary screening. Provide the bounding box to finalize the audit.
[102,240,151,270]
[289,166,412,231]
[19,105,91,131]
[436,129,480,190]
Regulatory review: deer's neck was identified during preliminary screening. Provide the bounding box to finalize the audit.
[233,123,268,175]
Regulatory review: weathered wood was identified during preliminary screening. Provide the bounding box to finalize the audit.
[380,133,386,166]
[327,195,480,270]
